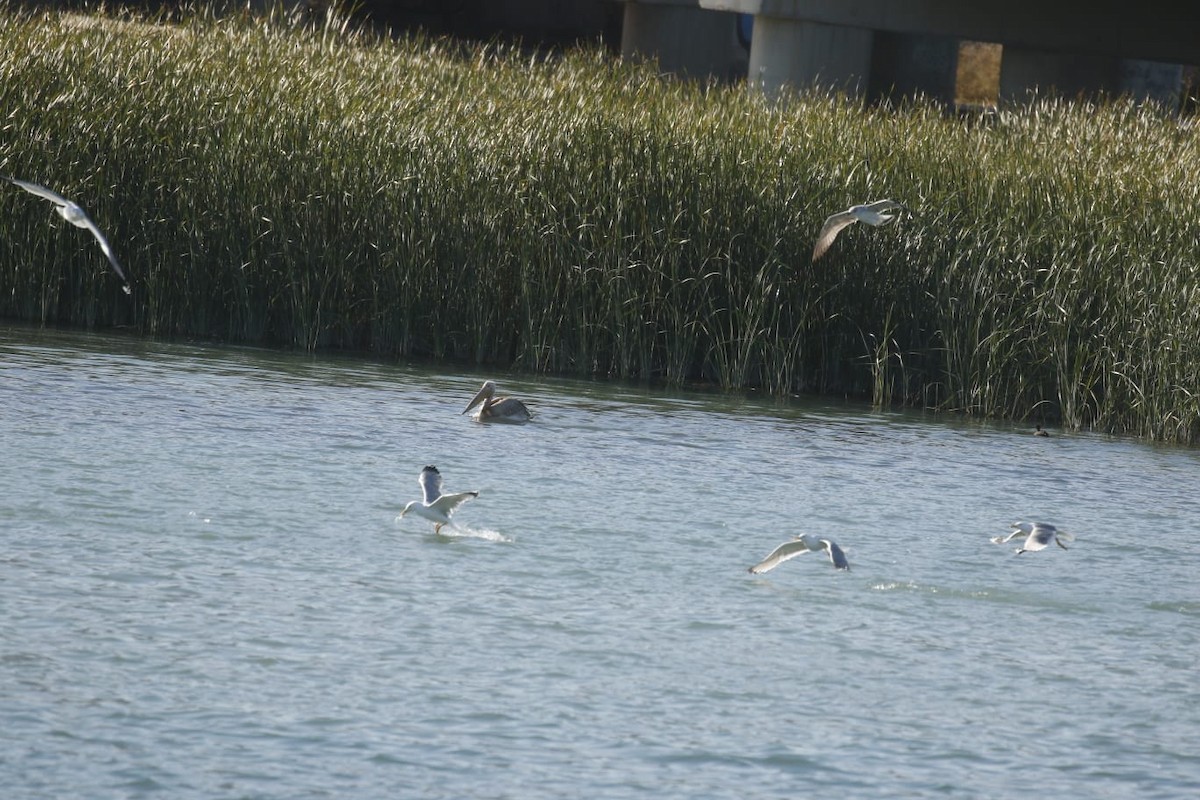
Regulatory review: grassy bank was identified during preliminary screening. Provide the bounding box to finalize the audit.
[2,6,1199,442]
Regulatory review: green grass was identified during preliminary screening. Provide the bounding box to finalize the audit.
[2,5,1199,442]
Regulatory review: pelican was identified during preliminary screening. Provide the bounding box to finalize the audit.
[811,199,909,262]
[749,534,850,574]
[462,380,532,423]
[3,176,131,294]
[990,521,1075,554]
[398,465,479,534]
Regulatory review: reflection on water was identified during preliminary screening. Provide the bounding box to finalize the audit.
[2,322,1200,800]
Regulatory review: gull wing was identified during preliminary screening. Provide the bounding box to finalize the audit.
[77,213,131,291]
[863,199,908,215]
[1018,526,1056,552]
[419,465,443,505]
[749,537,815,574]
[990,530,1025,544]
[811,211,857,261]
[4,176,72,208]
[4,176,131,293]
[820,539,850,570]
[430,491,479,517]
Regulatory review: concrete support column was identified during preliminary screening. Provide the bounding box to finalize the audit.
[999,47,1118,102]
[622,0,744,81]
[1120,59,1185,106]
[748,15,873,97]
[869,32,960,106]
[1001,48,1183,106]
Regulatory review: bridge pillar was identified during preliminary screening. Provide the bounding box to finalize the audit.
[621,0,744,80]
[748,15,873,96]
[869,31,959,106]
[1000,47,1184,106]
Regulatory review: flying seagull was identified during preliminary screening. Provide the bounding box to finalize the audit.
[463,380,533,423]
[3,176,131,294]
[991,521,1075,554]
[398,465,479,534]
[749,534,850,574]
[811,199,909,262]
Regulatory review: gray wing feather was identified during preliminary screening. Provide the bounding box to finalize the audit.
[4,176,71,207]
[864,199,907,214]
[431,491,479,517]
[822,539,850,570]
[78,215,129,286]
[749,538,814,574]
[419,466,443,505]
[812,211,857,261]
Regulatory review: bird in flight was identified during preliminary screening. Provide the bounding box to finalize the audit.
[749,534,850,574]
[398,465,479,534]
[991,521,1075,554]
[811,199,909,262]
[3,176,132,294]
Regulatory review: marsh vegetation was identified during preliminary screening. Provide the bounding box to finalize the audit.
[2,6,1198,441]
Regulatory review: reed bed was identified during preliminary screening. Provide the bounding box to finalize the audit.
[1,6,1199,442]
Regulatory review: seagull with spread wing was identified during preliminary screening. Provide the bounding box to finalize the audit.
[991,521,1075,554]
[811,199,909,262]
[749,534,850,574]
[398,465,479,534]
[3,176,131,294]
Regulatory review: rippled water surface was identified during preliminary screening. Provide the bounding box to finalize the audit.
[3,324,1199,799]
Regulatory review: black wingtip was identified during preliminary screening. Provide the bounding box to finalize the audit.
[422,465,439,473]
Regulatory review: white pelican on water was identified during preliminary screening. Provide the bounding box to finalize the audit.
[749,534,850,574]
[3,176,131,294]
[398,465,479,534]
[991,521,1075,554]
[462,380,532,423]
[811,199,909,262]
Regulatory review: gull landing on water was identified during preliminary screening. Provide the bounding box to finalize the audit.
[3,176,131,294]
[463,380,532,423]
[991,521,1075,554]
[811,199,909,262]
[398,465,479,534]
[749,534,850,574]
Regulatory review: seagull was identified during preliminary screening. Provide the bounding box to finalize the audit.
[398,465,479,534]
[991,521,1075,554]
[811,199,909,262]
[3,176,131,294]
[462,380,532,423]
[749,534,850,574]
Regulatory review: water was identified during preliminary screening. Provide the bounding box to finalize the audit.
[2,323,1199,799]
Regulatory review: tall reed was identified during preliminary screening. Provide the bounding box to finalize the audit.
[1,6,1198,442]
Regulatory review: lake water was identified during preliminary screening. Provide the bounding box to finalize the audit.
[2,322,1199,799]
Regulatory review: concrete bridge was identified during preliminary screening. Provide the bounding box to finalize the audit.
[620,0,1195,106]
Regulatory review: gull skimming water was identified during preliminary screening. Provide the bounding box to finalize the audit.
[991,521,1075,554]
[749,534,850,574]
[811,199,909,262]
[398,465,479,534]
[3,176,131,294]
[463,380,532,423]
